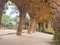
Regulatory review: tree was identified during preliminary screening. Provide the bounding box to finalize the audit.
[4,1,19,15]
[2,14,11,27]
[2,1,19,29]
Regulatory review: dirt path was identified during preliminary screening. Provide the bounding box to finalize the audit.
[0,30,53,45]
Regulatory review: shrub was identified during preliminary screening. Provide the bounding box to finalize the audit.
[54,34,58,45]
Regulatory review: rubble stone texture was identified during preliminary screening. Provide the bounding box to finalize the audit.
[47,0,60,45]
[0,0,60,45]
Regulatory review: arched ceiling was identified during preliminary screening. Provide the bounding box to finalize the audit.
[27,0,51,23]
[11,0,51,23]
[0,0,51,23]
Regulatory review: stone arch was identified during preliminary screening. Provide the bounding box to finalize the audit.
[0,0,29,35]
[0,0,25,35]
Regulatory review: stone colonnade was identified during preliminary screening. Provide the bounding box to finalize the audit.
[0,0,60,45]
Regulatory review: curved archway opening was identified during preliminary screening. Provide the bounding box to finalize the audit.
[24,13,30,30]
[1,1,20,30]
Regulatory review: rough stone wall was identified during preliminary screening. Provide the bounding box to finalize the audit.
[47,0,60,45]
[28,0,50,17]
[0,0,8,9]
[28,0,51,23]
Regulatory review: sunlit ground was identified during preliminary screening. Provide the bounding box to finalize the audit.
[0,29,53,45]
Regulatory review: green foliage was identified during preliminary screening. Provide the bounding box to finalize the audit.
[24,15,30,23]
[5,1,11,10]
[2,1,19,29]
[36,23,45,32]
[44,32,54,35]
[45,22,48,28]
[54,34,58,45]
[2,14,11,24]
[11,15,18,22]
[4,1,15,10]
[2,14,15,29]
[36,25,39,31]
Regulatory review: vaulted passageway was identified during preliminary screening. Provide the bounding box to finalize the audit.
[0,0,60,45]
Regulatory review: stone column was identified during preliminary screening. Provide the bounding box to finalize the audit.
[44,22,47,32]
[27,15,37,34]
[32,20,37,33]
[16,0,29,35]
[27,18,34,34]
[16,14,25,35]
[48,21,51,28]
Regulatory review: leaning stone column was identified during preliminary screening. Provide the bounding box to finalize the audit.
[32,20,37,33]
[44,22,47,32]
[16,14,25,35]
[27,18,34,34]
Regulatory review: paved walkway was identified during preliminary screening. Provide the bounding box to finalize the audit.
[0,30,53,45]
